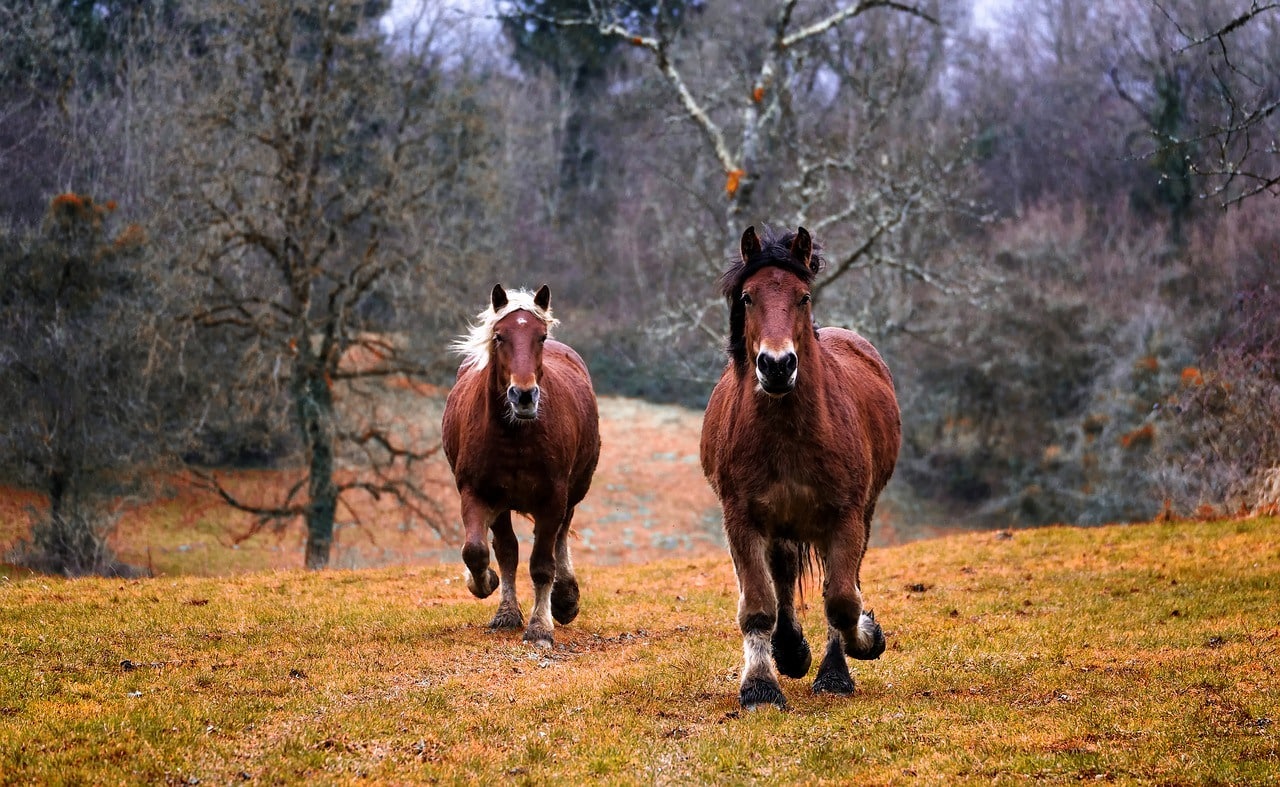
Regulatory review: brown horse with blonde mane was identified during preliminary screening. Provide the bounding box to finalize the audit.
[701,226,901,709]
[442,284,601,648]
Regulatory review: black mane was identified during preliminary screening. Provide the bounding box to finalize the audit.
[721,226,824,368]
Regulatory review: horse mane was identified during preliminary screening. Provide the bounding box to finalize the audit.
[451,288,560,372]
[720,226,825,368]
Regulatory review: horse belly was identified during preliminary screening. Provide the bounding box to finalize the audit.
[750,480,839,540]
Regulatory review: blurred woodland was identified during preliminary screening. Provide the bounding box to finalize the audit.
[0,0,1277,574]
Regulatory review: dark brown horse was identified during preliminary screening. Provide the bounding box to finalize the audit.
[701,226,901,709]
[442,284,601,648]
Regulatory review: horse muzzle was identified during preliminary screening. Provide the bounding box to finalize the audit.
[506,384,540,420]
[756,351,798,396]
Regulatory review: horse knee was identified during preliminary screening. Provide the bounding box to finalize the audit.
[740,610,776,636]
[825,594,862,633]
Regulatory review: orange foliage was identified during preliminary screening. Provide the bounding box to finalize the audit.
[752,86,765,103]
[725,169,745,197]
[630,36,644,45]
[1119,423,1155,449]
[51,192,86,210]
[1180,366,1203,386]
[1134,355,1158,373]
[114,223,145,248]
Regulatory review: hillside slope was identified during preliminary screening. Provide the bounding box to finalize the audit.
[1,518,1276,784]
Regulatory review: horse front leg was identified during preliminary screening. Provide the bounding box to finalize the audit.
[551,508,580,625]
[459,491,499,600]
[725,507,785,709]
[488,511,524,630]
[770,540,812,679]
[813,520,885,695]
[522,510,562,649]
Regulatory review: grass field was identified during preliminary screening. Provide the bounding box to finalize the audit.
[1,516,1276,784]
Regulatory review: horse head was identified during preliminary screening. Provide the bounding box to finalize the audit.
[488,283,553,421]
[725,226,822,397]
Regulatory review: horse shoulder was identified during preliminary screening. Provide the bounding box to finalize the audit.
[442,366,484,470]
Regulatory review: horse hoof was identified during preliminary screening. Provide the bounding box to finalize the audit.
[522,629,553,649]
[846,611,886,660]
[812,671,856,696]
[466,568,500,599]
[551,581,580,625]
[740,678,787,710]
[488,607,524,631]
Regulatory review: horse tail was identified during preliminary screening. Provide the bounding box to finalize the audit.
[795,541,820,608]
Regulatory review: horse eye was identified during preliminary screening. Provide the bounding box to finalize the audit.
[539,335,547,343]
[799,294,811,306]
[741,292,753,306]
[493,334,503,344]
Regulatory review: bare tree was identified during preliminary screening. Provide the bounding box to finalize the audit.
[1149,0,1280,206]
[171,0,503,569]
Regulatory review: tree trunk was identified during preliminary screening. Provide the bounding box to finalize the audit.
[297,369,338,570]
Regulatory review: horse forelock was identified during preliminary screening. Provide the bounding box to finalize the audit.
[451,289,560,372]
[721,227,824,368]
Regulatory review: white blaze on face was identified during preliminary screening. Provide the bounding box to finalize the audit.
[755,338,798,390]
[516,317,528,326]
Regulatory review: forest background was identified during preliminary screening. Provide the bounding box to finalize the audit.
[0,0,1277,575]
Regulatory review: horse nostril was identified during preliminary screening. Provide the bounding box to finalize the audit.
[518,389,534,406]
[784,353,797,374]
[756,354,769,374]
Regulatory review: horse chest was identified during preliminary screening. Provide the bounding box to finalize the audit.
[467,434,561,507]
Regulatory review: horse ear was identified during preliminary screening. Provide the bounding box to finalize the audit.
[534,284,551,311]
[740,226,762,263]
[791,227,815,273]
[491,284,508,312]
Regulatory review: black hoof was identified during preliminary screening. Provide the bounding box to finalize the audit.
[488,606,524,631]
[846,611,887,661]
[812,670,856,696]
[551,580,580,625]
[772,624,812,679]
[740,678,787,710]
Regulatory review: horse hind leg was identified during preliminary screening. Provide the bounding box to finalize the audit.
[551,510,580,625]
[813,624,855,695]
[487,512,524,631]
[769,540,812,679]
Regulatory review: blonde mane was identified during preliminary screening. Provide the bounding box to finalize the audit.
[451,288,559,371]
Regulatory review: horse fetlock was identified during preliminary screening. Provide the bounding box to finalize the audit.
[845,610,886,660]
[740,677,788,710]
[465,567,499,599]
[488,604,524,631]
[550,578,580,625]
[813,636,855,695]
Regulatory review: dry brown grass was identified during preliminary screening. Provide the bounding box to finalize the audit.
[1,517,1276,784]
